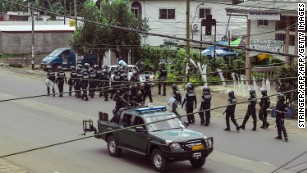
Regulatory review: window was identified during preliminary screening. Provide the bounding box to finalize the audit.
[131,1,142,18]
[199,8,211,18]
[275,33,295,46]
[257,20,268,26]
[159,9,175,19]
[275,16,297,32]
[122,114,132,127]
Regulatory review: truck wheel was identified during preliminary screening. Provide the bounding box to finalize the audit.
[151,149,167,172]
[190,157,206,168]
[107,136,121,157]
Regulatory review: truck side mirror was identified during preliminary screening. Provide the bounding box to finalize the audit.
[135,126,146,133]
[99,112,109,121]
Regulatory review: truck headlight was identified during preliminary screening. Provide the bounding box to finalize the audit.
[204,137,213,148]
[170,143,182,150]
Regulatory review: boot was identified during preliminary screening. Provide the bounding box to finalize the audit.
[260,122,265,129]
[47,87,50,96]
[252,122,257,131]
[224,128,230,131]
[265,122,270,129]
[239,125,245,130]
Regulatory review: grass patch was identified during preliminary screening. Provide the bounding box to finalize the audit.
[0,53,15,59]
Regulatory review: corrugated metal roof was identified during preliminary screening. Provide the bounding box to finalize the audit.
[226,1,306,15]
[0,25,75,32]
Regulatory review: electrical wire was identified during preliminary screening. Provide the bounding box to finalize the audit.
[3,0,300,58]
[271,151,307,173]
[0,88,300,159]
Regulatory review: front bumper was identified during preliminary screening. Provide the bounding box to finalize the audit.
[161,147,213,161]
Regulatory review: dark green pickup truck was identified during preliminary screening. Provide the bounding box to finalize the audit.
[84,106,213,172]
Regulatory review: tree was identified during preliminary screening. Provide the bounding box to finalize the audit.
[68,0,148,65]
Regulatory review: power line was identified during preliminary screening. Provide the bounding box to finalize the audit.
[0,88,299,159]
[4,0,300,58]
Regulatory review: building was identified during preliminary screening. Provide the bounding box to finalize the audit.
[0,21,74,54]
[130,0,246,47]
[226,0,306,61]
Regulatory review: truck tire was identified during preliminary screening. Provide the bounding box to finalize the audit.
[151,149,167,172]
[107,136,121,157]
[190,157,206,168]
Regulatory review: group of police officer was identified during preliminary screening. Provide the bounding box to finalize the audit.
[45,62,289,142]
[170,82,289,142]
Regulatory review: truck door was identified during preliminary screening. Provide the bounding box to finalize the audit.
[117,113,134,147]
[129,116,148,153]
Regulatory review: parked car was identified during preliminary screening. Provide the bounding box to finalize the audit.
[108,65,139,81]
[40,47,97,70]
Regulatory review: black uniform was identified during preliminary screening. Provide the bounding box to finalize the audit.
[111,72,121,98]
[172,87,182,118]
[259,92,270,129]
[158,66,167,96]
[88,70,97,98]
[75,69,83,98]
[81,70,89,101]
[56,70,67,97]
[182,90,197,124]
[199,91,211,126]
[68,69,77,96]
[101,70,110,101]
[240,95,257,130]
[95,68,103,97]
[130,86,143,106]
[46,69,56,96]
[224,93,240,131]
[275,98,288,141]
[143,81,153,104]
[113,90,125,112]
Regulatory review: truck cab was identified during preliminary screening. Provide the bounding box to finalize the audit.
[41,48,97,70]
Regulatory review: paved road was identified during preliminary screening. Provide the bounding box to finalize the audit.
[0,68,306,173]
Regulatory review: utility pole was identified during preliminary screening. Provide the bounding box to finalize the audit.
[245,19,251,84]
[64,0,66,25]
[74,0,77,29]
[31,1,35,70]
[186,0,190,82]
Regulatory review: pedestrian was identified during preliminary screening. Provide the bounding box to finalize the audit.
[143,79,153,105]
[88,67,97,98]
[223,90,240,131]
[158,62,167,96]
[68,65,77,96]
[240,89,257,131]
[259,88,270,129]
[81,67,89,101]
[199,86,211,126]
[171,84,181,118]
[75,66,83,98]
[275,93,288,142]
[46,65,56,97]
[55,66,67,97]
[182,83,197,124]
[101,68,110,101]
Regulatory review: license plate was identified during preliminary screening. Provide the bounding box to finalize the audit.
[193,152,202,158]
[192,144,204,151]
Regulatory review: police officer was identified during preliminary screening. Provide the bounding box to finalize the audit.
[259,89,270,129]
[55,66,67,97]
[81,67,89,101]
[143,79,153,105]
[130,70,139,83]
[223,90,240,131]
[136,59,145,74]
[240,89,257,131]
[113,89,124,113]
[171,84,181,118]
[182,83,197,124]
[111,69,121,98]
[68,66,77,96]
[130,84,143,106]
[199,86,211,126]
[94,65,103,97]
[46,66,56,97]
[101,68,110,101]
[88,67,97,98]
[275,93,288,141]
[158,62,167,96]
[75,66,83,98]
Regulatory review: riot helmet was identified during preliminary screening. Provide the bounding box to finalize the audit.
[203,86,210,94]
[70,65,75,70]
[249,89,256,96]
[227,90,235,97]
[261,88,267,96]
[277,93,285,101]
[58,66,63,72]
[172,84,177,90]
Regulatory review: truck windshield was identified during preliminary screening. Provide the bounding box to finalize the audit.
[49,49,64,56]
[144,114,185,132]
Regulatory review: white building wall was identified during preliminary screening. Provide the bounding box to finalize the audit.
[135,0,246,46]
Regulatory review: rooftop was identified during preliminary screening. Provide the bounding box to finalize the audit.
[0,24,75,32]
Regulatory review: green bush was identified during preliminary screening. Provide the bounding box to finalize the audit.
[207,76,222,85]
[252,72,267,80]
